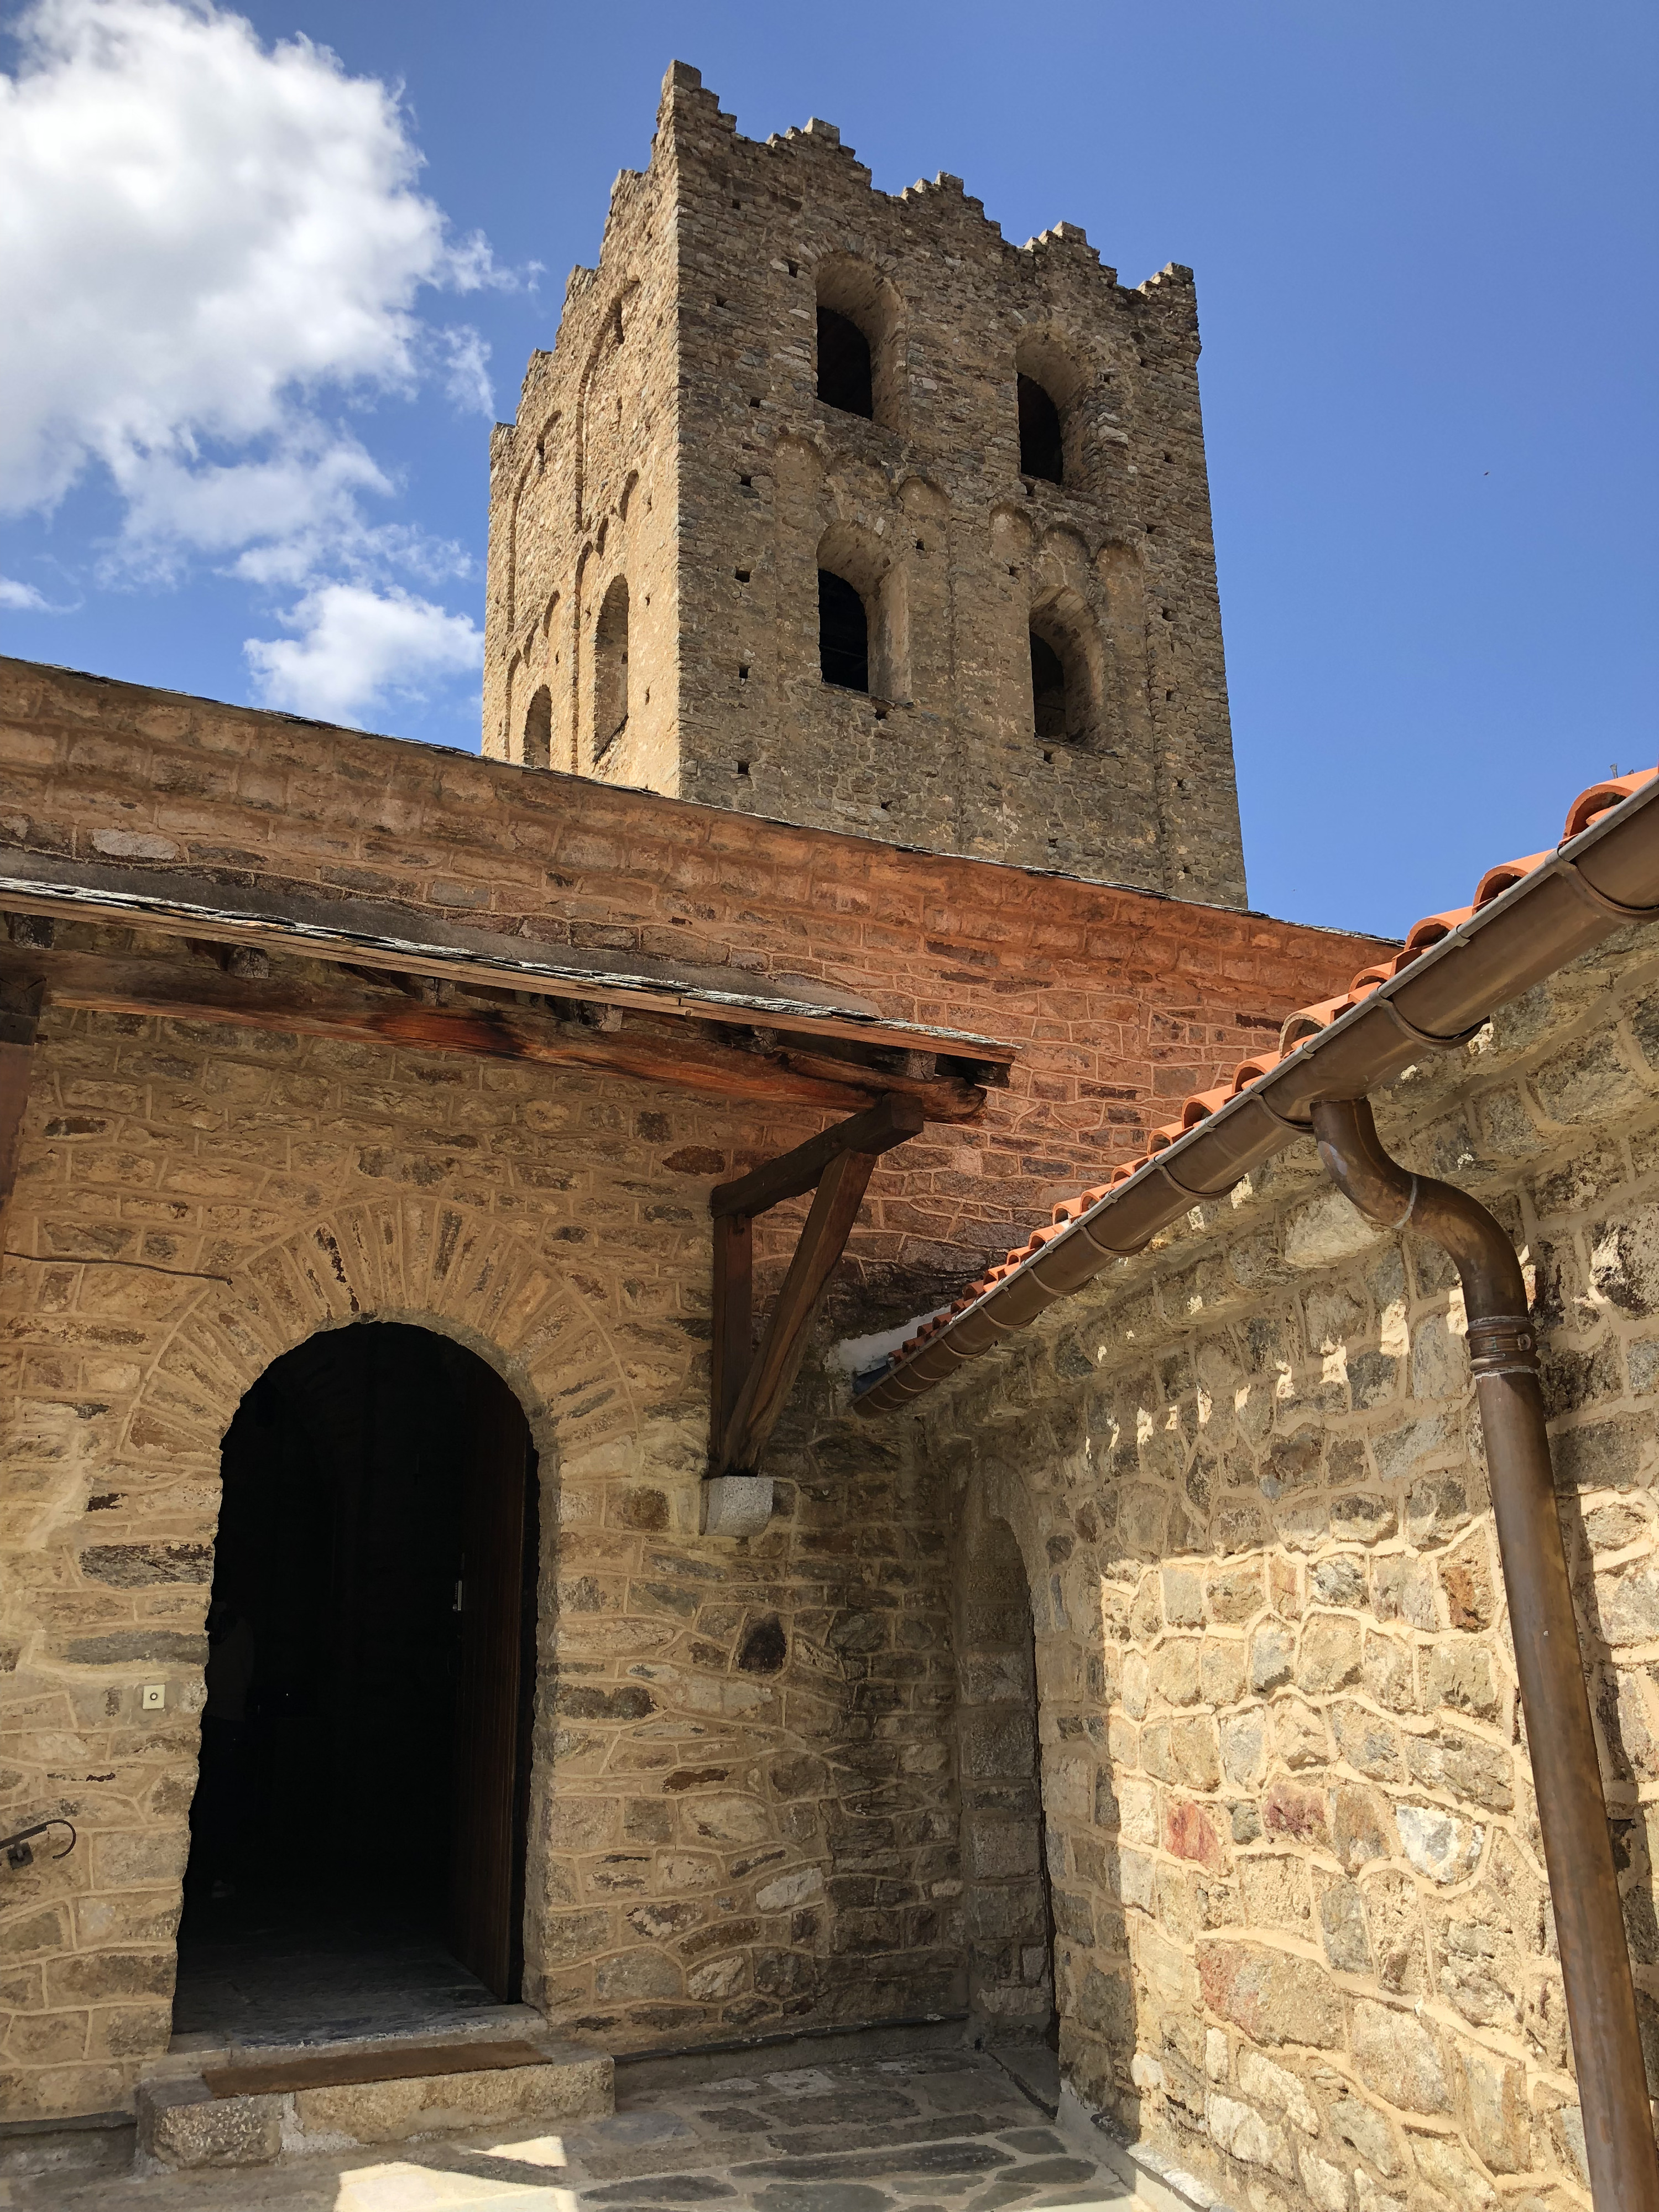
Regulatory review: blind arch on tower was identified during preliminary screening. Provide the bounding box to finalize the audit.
[592,576,629,755]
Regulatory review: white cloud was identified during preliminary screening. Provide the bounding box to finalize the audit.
[0,577,59,610]
[0,0,503,521]
[0,0,512,727]
[111,428,394,581]
[0,0,520,730]
[431,326,496,416]
[245,582,482,725]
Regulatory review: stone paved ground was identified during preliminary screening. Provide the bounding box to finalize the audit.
[3,2052,1142,2212]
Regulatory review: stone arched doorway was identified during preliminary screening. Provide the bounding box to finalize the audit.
[954,1507,1057,2047]
[174,1323,539,2040]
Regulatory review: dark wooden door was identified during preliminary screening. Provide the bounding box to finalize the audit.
[447,1360,537,2000]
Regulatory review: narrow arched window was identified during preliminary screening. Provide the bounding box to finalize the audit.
[1030,634,1068,738]
[1018,374,1064,484]
[817,308,874,419]
[522,686,551,769]
[593,578,629,749]
[819,571,869,692]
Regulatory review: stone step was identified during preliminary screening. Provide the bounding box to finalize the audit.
[135,2032,613,2172]
[0,2110,135,2184]
[984,2038,1061,2117]
[1056,2088,1225,2212]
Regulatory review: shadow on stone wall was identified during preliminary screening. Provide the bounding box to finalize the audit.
[952,1490,1060,2049]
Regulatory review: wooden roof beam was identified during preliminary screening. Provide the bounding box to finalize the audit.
[0,943,989,1120]
[0,857,1016,1077]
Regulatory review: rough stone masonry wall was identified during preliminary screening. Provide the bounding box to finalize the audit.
[483,95,682,794]
[907,919,1659,2211]
[487,63,1247,903]
[0,977,961,2122]
[0,658,1375,2125]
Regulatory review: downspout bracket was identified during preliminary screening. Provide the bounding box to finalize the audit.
[1465,1313,1539,1378]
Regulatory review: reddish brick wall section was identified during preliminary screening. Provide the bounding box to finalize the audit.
[0,658,1384,1301]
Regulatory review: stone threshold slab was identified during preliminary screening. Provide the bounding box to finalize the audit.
[137,2037,613,2173]
[164,1999,543,2070]
[200,2035,551,2098]
[0,2110,136,2183]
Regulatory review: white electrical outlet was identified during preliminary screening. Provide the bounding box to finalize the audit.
[140,1683,165,1711]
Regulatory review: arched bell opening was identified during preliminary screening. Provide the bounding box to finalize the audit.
[1018,375,1065,485]
[816,520,906,702]
[814,254,905,429]
[818,568,870,692]
[1030,633,1068,739]
[1014,333,1087,491]
[1029,589,1103,748]
[817,306,874,420]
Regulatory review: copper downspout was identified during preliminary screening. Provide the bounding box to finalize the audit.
[1312,1096,1659,2211]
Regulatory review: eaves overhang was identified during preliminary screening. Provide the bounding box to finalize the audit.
[0,853,1016,1123]
[856,768,1659,1412]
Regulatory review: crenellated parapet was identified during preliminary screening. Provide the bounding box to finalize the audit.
[484,61,1246,908]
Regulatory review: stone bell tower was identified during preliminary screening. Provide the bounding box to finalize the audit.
[483,62,1247,909]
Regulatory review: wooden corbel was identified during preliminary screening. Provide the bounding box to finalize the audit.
[710,1093,923,1477]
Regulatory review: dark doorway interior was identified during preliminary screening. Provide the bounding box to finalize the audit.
[174,1324,538,2047]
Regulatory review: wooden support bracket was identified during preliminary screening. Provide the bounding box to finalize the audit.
[710,1094,922,1478]
[0,978,42,1236]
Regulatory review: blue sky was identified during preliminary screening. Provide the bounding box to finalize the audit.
[2,0,1654,940]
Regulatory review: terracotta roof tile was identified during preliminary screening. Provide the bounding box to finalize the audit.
[1400,907,1473,957]
[1473,853,1552,910]
[1566,773,1654,839]
[888,765,1658,1364]
[1182,1086,1233,1128]
[1229,1054,1280,1091]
